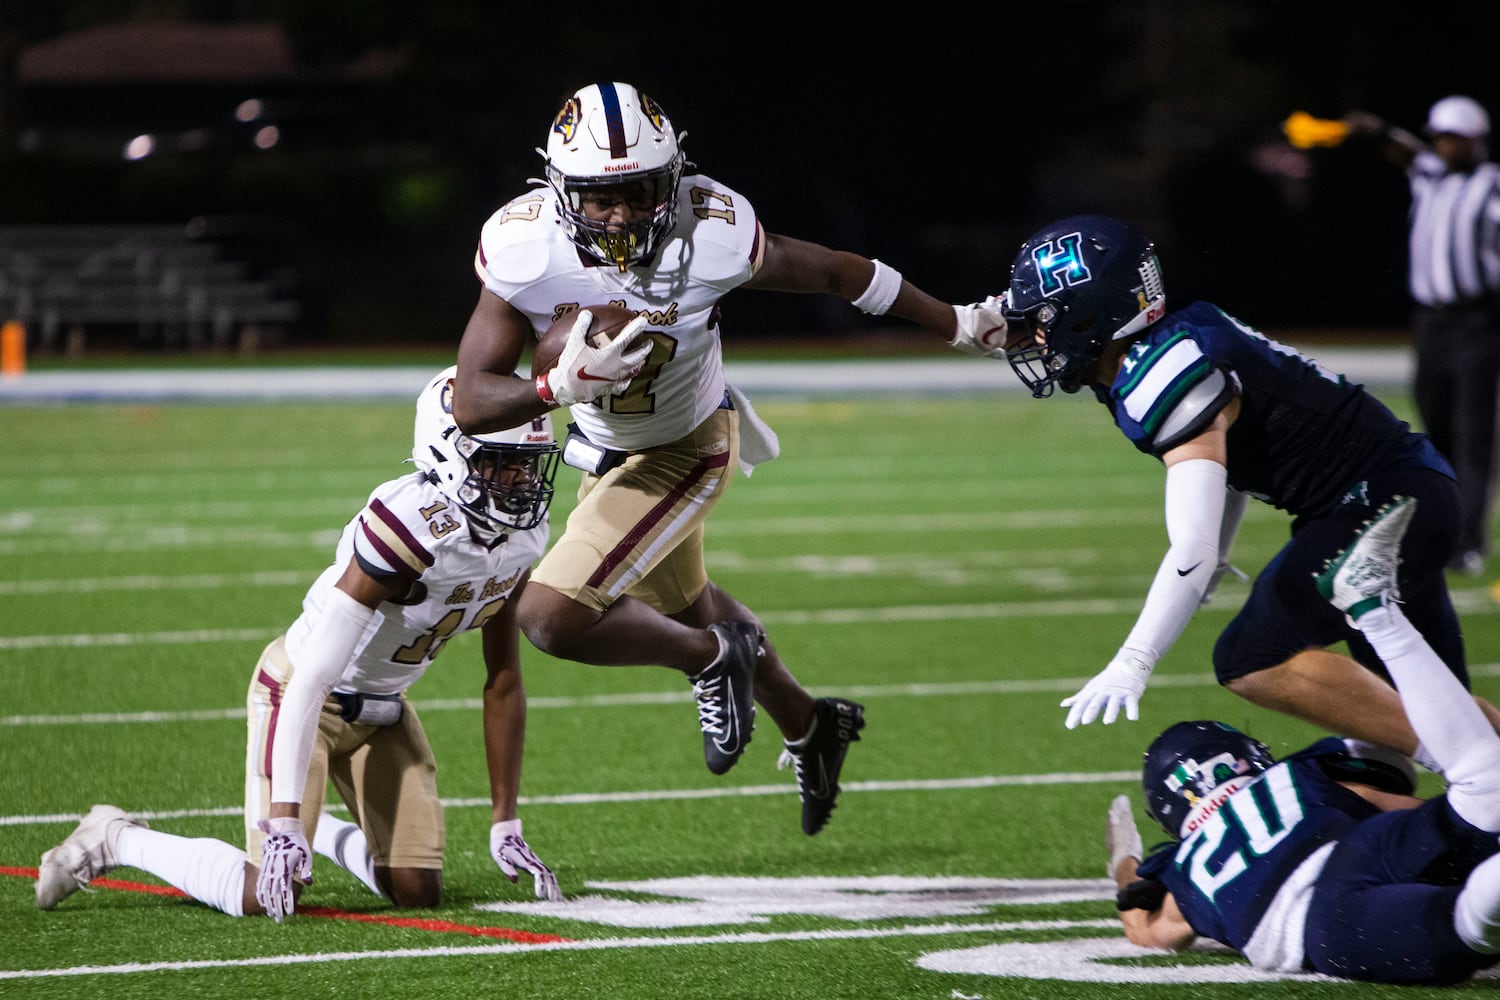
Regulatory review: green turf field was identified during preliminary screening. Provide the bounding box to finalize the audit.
[4,383,1498,998]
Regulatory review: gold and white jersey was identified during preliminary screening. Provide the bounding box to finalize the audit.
[282,472,548,696]
[474,174,765,451]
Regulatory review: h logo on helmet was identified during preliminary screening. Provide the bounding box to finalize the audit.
[1032,232,1092,296]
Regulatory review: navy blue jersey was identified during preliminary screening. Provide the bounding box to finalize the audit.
[1097,302,1447,517]
[1137,740,1381,957]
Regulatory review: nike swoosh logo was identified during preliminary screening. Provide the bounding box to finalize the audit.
[711,704,741,758]
[712,677,742,754]
[805,757,832,798]
[1176,562,1203,577]
[711,677,741,755]
[574,366,615,382]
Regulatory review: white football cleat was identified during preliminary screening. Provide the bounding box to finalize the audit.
[35,804,147,910]
[1314,496,1417,624]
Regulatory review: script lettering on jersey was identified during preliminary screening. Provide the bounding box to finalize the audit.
[480,570,523,600]
[551,301,680,327]
[445,582,476,606]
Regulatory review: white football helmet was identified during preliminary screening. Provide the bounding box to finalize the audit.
[540,81,686,270]
[411,367,558,533]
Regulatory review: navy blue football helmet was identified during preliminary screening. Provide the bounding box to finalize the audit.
[1003,215,1166,397]
[1142,721,1275,839]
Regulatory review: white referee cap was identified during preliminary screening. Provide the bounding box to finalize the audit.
[1425,95,1489,138]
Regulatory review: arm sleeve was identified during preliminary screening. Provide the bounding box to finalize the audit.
[1120,459,1227,661]
[268,588,376,803]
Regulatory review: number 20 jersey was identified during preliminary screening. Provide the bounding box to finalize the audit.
[473,176,765,453]
[1138,742,1380,970]
[281,471,548,696]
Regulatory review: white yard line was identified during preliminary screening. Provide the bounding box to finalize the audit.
[0,770,1143,829]
[0,917,1121,980]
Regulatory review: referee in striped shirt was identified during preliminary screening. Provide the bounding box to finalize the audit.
[1344,96,1500,576]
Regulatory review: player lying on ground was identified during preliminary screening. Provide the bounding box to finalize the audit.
[1105,498,1500,983]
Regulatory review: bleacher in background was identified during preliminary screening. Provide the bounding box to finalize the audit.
[0,224,302,353]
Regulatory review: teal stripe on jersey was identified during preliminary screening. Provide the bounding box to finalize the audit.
[1116,328,1191,398]
[1137,356,1213,441]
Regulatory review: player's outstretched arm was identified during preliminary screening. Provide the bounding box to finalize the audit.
[1340,110,1422,168]
[745,233,969,345]
[1063,424,1232,729]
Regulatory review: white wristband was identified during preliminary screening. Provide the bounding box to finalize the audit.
[852,259,902,315]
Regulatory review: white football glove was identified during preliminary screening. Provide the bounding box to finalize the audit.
[1061,648,1156,729]
[490,819,563,902]
[256,816,312,923]
[1199,561,1249,606]
[544,309,652,407]
[1105,794,1145,881]
[950,293,1010,359]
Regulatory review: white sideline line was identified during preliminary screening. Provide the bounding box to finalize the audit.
[0,917,1121,980]
[0,347,1413,406]
[0,771,1143,829]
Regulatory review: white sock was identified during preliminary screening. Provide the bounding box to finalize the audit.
[1455,852,1500,954]
[694,629,729,679]
[312,812,382,896]
[113,826,246,917]
[1357,603,1500,829]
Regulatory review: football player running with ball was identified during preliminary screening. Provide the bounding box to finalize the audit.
[1106,497,1500,983]
[999,215,1500,765]
[452,81,1007,835]
[36,368,563,920]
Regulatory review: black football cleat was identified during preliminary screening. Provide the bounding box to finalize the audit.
[692,621,760,774]
[780,697,865,835]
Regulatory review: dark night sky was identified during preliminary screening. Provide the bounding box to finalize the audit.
[7,1,1499,342]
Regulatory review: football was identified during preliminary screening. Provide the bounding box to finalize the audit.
[530,304,642,378]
